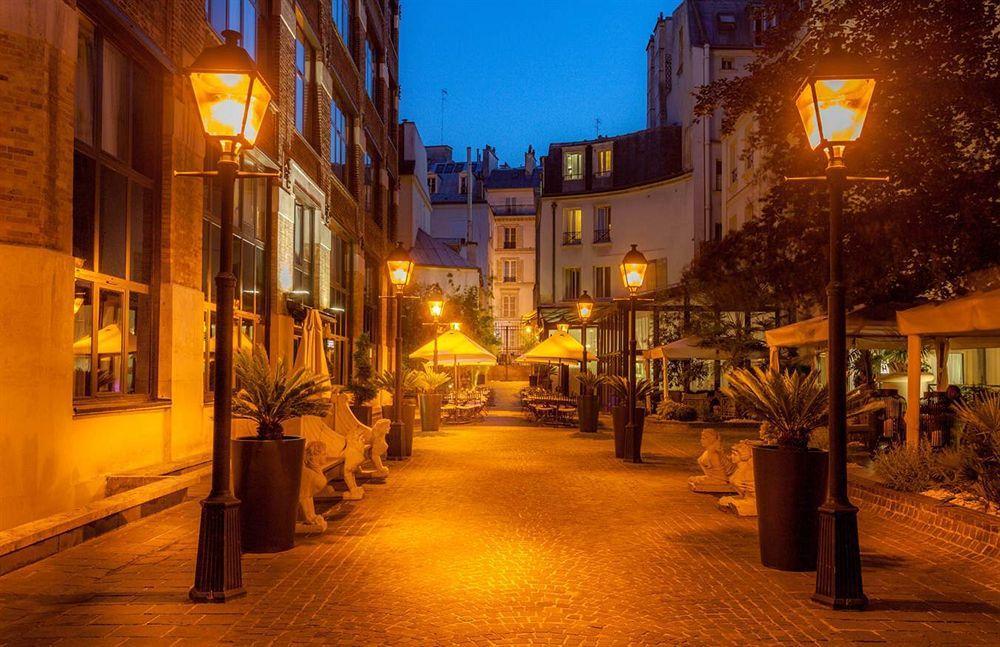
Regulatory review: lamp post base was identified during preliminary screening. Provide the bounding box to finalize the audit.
[813,502,867,610]
[387,420,407,460]
[190,496,245,603]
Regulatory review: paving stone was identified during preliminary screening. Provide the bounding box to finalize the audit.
[1,384,999,645]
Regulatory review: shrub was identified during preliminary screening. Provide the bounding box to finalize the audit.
[872,443,936,493]
[657,399,698,421]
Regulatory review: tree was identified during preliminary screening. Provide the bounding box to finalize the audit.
[688,0,1000,314]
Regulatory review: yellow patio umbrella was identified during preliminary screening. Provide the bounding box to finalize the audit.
[516,330,584,365]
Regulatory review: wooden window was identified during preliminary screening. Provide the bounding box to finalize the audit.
[72,13,158,403]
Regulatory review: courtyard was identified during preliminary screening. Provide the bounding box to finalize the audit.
[1,385,998,645]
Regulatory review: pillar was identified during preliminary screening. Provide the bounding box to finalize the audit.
[906,334,922,447]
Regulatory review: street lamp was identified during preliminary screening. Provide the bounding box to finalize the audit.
[386,242,414,460]
[576,290,594,382]
[426,283,445,369]
[794,52,878,611]
[619,245,648,463]
[183,30,274,603]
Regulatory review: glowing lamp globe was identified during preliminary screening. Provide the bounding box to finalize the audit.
[386,242,414,288]
[188,30,272,152]
[795,52,876,153]
[577,291,594,322]
[620,245,648,295]
[427,284,445,319]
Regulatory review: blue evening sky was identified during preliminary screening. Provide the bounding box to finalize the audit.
[399,1,680,167]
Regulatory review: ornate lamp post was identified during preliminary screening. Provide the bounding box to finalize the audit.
[180,30,275,603]
[386,242,414,460]
[576,291,594,381]
[426,283,445,369]
[792,52,878,610]
[619,245,648,463]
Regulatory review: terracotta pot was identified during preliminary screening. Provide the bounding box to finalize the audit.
[577,394,599,433]
[752,445,829,571]
[231,435,305,553]
[418,393,443,432]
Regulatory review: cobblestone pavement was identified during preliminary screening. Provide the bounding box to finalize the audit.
[1,384,1000,645]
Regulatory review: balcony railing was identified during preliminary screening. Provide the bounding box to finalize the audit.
[593,228,611,243]
[494,204,536,216]
[562,231,582,245]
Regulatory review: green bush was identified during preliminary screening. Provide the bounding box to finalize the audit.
[873,443,937,493]
[657,399,698,421]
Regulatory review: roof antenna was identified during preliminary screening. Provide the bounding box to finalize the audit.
[440,89,448,144]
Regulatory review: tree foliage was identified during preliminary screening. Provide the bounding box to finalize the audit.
[686,0,1000,313]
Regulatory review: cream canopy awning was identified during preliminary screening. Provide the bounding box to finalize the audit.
[516,330,584,364]
[765,305,904,349]
[896,289,1000,342]
[410,329,497,366]
[645,336,764,361]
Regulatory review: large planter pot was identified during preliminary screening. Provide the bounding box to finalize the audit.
[752,445,829,571]
[611,405,646,458]
[578,394,600,433]
[232,435,305,554]
[418,393,443,432]
[350,404,373,426]
[383,402,416,458]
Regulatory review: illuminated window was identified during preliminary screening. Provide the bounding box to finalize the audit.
[563,151,583,180]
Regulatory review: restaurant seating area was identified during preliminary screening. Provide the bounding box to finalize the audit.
[519,388,579,427]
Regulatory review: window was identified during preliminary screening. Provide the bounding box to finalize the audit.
[502,259,518,282]
[594,266,612,299]
[563,208,582,245]
[721,57,734,71]
[329,97,349,184]
[564,268,581,300]
[206,0,258,60]
[73,14,157,401]
[365,39,378,101]
[427,175,437,193]
[293,203,316,305]
[201,157,267,395]
[715,159,723,191]
[332,0,350,49]
[595,148,612,177]
[294,28,314,138]
[594,206,611,243]
[563,151,583,181]
[501,293,518,319]
[327,232,351,385]
[503,226,517,249]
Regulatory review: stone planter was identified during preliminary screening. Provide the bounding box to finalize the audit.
[231,435,305,553]
[418,393,443,432]
[752,445,828,571]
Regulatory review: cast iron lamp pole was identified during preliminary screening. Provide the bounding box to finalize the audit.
[790,52,881,610]
[386,243,414,459]
[576,291,594,390]
[178,30,276,602]
[619,245,648,463]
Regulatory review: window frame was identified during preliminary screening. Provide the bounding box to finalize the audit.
[73,13,159,405]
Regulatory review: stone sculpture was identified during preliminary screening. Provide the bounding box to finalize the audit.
[718,440,757,517]
[688,428,738,493]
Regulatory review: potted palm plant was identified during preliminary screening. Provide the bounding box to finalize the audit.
[374,369,420,456]
[607,376,654,459]
[724,368,874,571]
[576,372,605,433]
[231,346,330,553]
[415,365,451,432]
[346,333,376,425]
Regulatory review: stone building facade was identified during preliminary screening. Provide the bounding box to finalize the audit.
[0,0,400,531]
